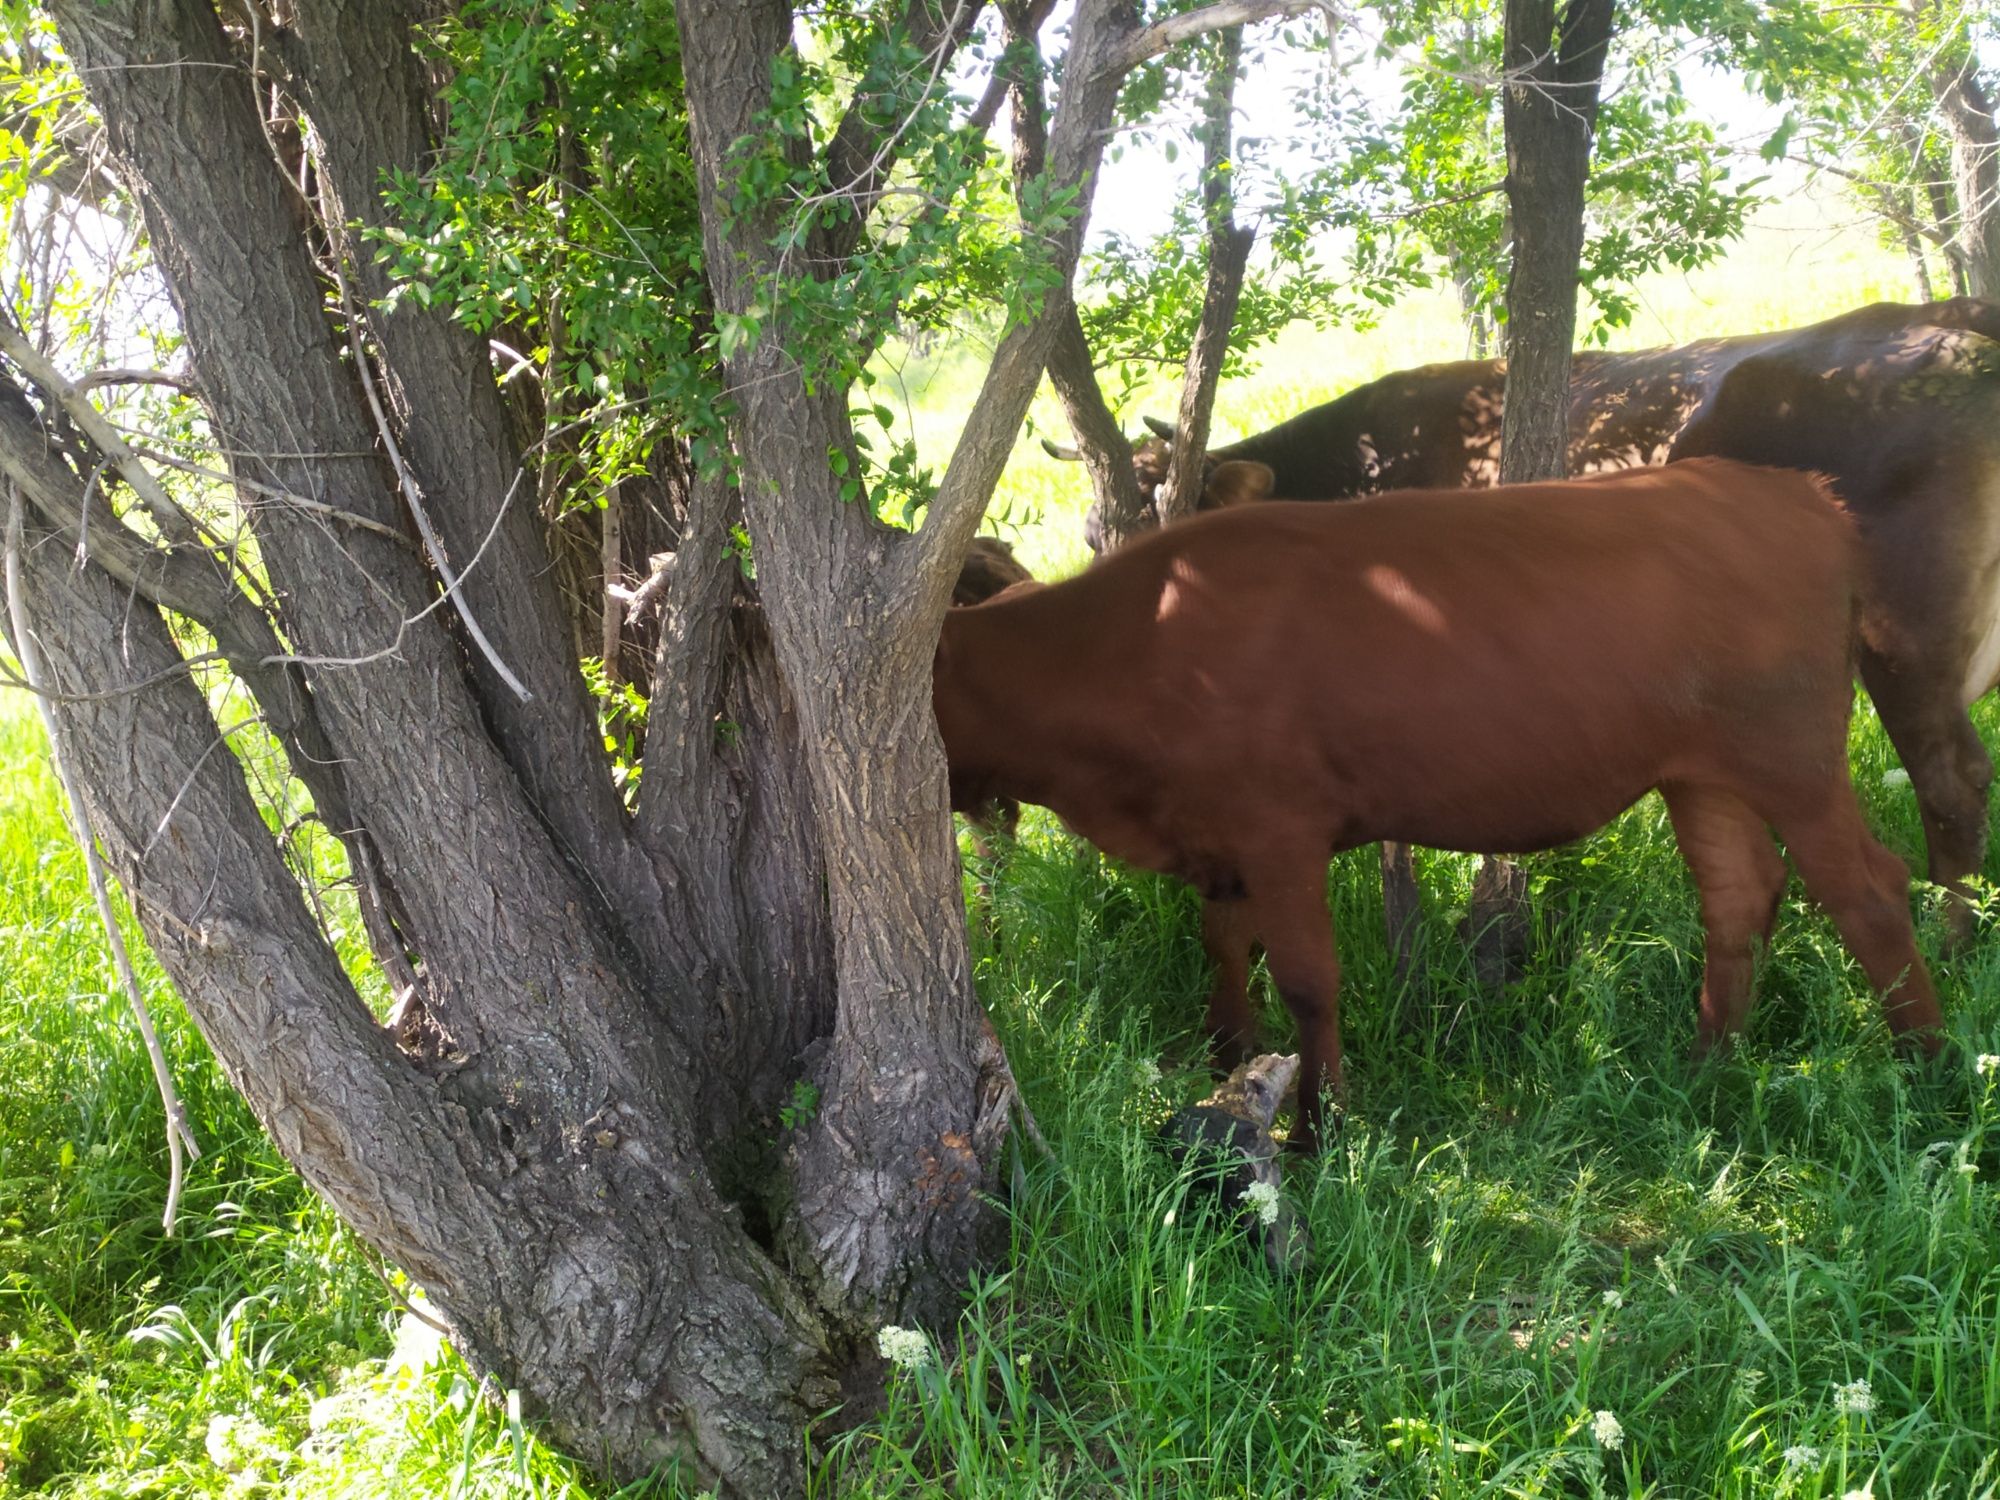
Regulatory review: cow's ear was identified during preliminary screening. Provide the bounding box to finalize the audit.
[1204,460,1276,508]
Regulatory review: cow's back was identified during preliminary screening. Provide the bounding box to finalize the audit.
[992,458,1860,861]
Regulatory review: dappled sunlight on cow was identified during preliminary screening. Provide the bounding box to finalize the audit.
[936,458,1943,1151]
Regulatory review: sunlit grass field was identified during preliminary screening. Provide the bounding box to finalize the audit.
[5,191,1999,1497]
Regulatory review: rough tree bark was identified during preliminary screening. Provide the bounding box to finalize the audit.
[1929,37,2000,298]
[1497,0,1614,486]
[8,1,1299,1491]
[1156,24,1255,526]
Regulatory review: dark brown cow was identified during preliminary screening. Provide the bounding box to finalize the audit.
[953,535,1035,607]
[1080,298,2000,932]
[952,536,1039,855]
[939,458,1941,1149]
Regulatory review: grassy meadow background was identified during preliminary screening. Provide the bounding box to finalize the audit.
[5,187,2000,1497]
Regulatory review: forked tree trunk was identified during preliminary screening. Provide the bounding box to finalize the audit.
[1002,0,1152,548]
[11,0,1291,1490]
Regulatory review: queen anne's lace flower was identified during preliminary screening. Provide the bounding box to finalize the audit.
[876,1325,932,1370]
[1242,1180,1282,1227]
[1977,1053,1999,1077]
[1590,1409,1624,1450]
[1783,1445,1821,1468]
[1834,1378,1874,1416]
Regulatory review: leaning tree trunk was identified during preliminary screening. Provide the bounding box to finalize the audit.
[1157,24,1255,526]
[1001,0,1153,549]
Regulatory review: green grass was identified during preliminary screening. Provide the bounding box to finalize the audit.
[6,194,1996,1497]
[0,695,647,1498]
[825,692,2000,1497]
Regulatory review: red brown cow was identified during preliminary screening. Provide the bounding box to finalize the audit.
[1076,298,2000,934]
[937,458,1942,1149]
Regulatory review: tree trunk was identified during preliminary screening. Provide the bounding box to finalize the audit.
[1450,251,1499,359]
[1900,193,1939,302]
[1484,0,1614,976]
[1930,46,2000,299]
[1158,25,1255,526]
[1498,0,1615,485]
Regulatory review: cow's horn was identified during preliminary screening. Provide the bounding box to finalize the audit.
[1040,438,1083,461]
[1143,415,1178,440]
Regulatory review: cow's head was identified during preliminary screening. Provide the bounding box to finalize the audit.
[953,534,1035,607]
[1050,419,1275,553]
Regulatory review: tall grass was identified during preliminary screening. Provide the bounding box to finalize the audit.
[6,192,1996,1497]
[824,699,2000,1495]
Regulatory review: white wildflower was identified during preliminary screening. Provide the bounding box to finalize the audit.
[1834,1378,1874,1417]
[1783,1444,1822,1468]
[1842,1489,1873,1500]
[1590,1409,1624,1450]
[876,1324,932,1370]
[204,1415,238,1470]
[307,1394,348,1434]
[1976,1053,1999,1077]
[1132,1058,1163,1088]
[1601,1289,1623,1310]
[203,1412,274,1474]
[1242,1180,1282,1227]
[1881,768,1912,788]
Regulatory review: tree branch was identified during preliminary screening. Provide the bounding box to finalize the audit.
[0,304,208,552]
[1107,0,1323,76]
[816,0,991,263]
[905,0,1151,601]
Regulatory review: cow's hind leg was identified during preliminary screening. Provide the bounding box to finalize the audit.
[1770,784,1944,1047]
[1241,853,1345,1152]
[1661,781,1788,1053]
[1200,898,1258,1068]
[1863,659,1994,947]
